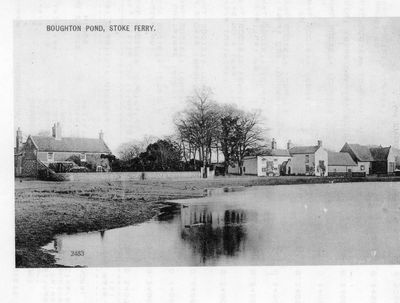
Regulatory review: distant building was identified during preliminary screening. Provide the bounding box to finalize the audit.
[327,151,357,175]
[228,138,292,176]
[15,122,112,177]
[340,143,396,175]
[287,140,328,176]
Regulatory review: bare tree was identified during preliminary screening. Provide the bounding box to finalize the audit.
[218,104,241,174]
[117,135,157,161]
[234,110,265,174]
[175,87,221,168]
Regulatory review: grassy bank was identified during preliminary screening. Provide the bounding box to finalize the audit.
[15,175,400,267]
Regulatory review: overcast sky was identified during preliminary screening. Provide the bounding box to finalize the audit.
[14,18,400,153]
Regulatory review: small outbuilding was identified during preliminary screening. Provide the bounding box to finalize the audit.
[327,151,357,176]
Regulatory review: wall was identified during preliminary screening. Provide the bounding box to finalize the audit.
[38,151,110,171]
[328,165,356,173]
[388,148,396,173]
[352,161,370,175]
[228,164,240,174]
[62,171,201,182]
[314,148,328,176]
[239,155,292,177]
[21,137,38,177]
[242,157,258,175]
[256,156,292,176]
[288,153,315,175]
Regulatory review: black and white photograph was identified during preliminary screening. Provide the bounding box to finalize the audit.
[13,18,400,269]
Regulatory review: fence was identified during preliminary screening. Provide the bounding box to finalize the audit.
[61,171,202,182]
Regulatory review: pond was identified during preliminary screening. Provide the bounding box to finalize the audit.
[42,182,400,266]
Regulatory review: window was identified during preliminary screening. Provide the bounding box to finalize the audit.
[47,152,54,162]
[80,153,86,162]
[360,165,365,171]
[305,155,309,163]
[305,165,310,172]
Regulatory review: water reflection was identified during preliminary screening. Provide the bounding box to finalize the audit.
[180,204,247,263]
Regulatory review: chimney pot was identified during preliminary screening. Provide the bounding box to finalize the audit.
[271,138,277,150]
[287,140,293,150]
[99,130,104,140]
[318,140,322,147]
[16,127,22,152]
[52,122,62,140]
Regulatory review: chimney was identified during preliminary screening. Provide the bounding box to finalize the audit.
[271,138,277,150]
[99,130,104,141]
[287,140,293,150]
[317,140,322,147]
[52,122,62,140]
[16,127,22,152]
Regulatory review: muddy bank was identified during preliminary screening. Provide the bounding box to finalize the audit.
[15,181,205,268]
[15,175,400,267]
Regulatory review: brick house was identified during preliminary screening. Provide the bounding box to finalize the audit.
[15,123,112,177]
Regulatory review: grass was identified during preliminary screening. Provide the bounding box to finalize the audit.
[15,175,400,267]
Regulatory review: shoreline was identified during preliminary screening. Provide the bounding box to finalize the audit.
[15,175,400,267]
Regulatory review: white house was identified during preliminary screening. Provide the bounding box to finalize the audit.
[287,140,328,176]
[228,139,292,176]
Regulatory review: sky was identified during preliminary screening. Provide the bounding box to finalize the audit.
[14,18,400,153]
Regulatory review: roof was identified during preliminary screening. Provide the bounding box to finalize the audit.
[244,149,291,159]
[344,143,393,162]
[263,149,291,157]
[289,145,320,155]
[369,146,391,161]
[328,152,357,166]
[344,144,374,161]
[30,136,111,153]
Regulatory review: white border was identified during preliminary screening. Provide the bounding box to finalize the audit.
[3,1,400,303]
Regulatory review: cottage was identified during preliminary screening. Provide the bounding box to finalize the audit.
[15,123,112,177]
[340,143,396,175]
[228,139,292,176]
[327,151,357,176]
[287,140,328,176]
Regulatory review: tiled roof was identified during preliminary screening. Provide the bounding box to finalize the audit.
[244,149,291,159]
[345,144,374,161]
[328,152,357,166]
[369,146,391,161]
[289,145,320,155]
[30,136,111,153]
[263,149,291,157]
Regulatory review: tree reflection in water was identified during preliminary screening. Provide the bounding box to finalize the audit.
[180,205,247,263]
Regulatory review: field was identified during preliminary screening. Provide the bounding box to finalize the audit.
[15,175,400,267]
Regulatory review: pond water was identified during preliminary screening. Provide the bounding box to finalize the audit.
[43,182,400,266]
